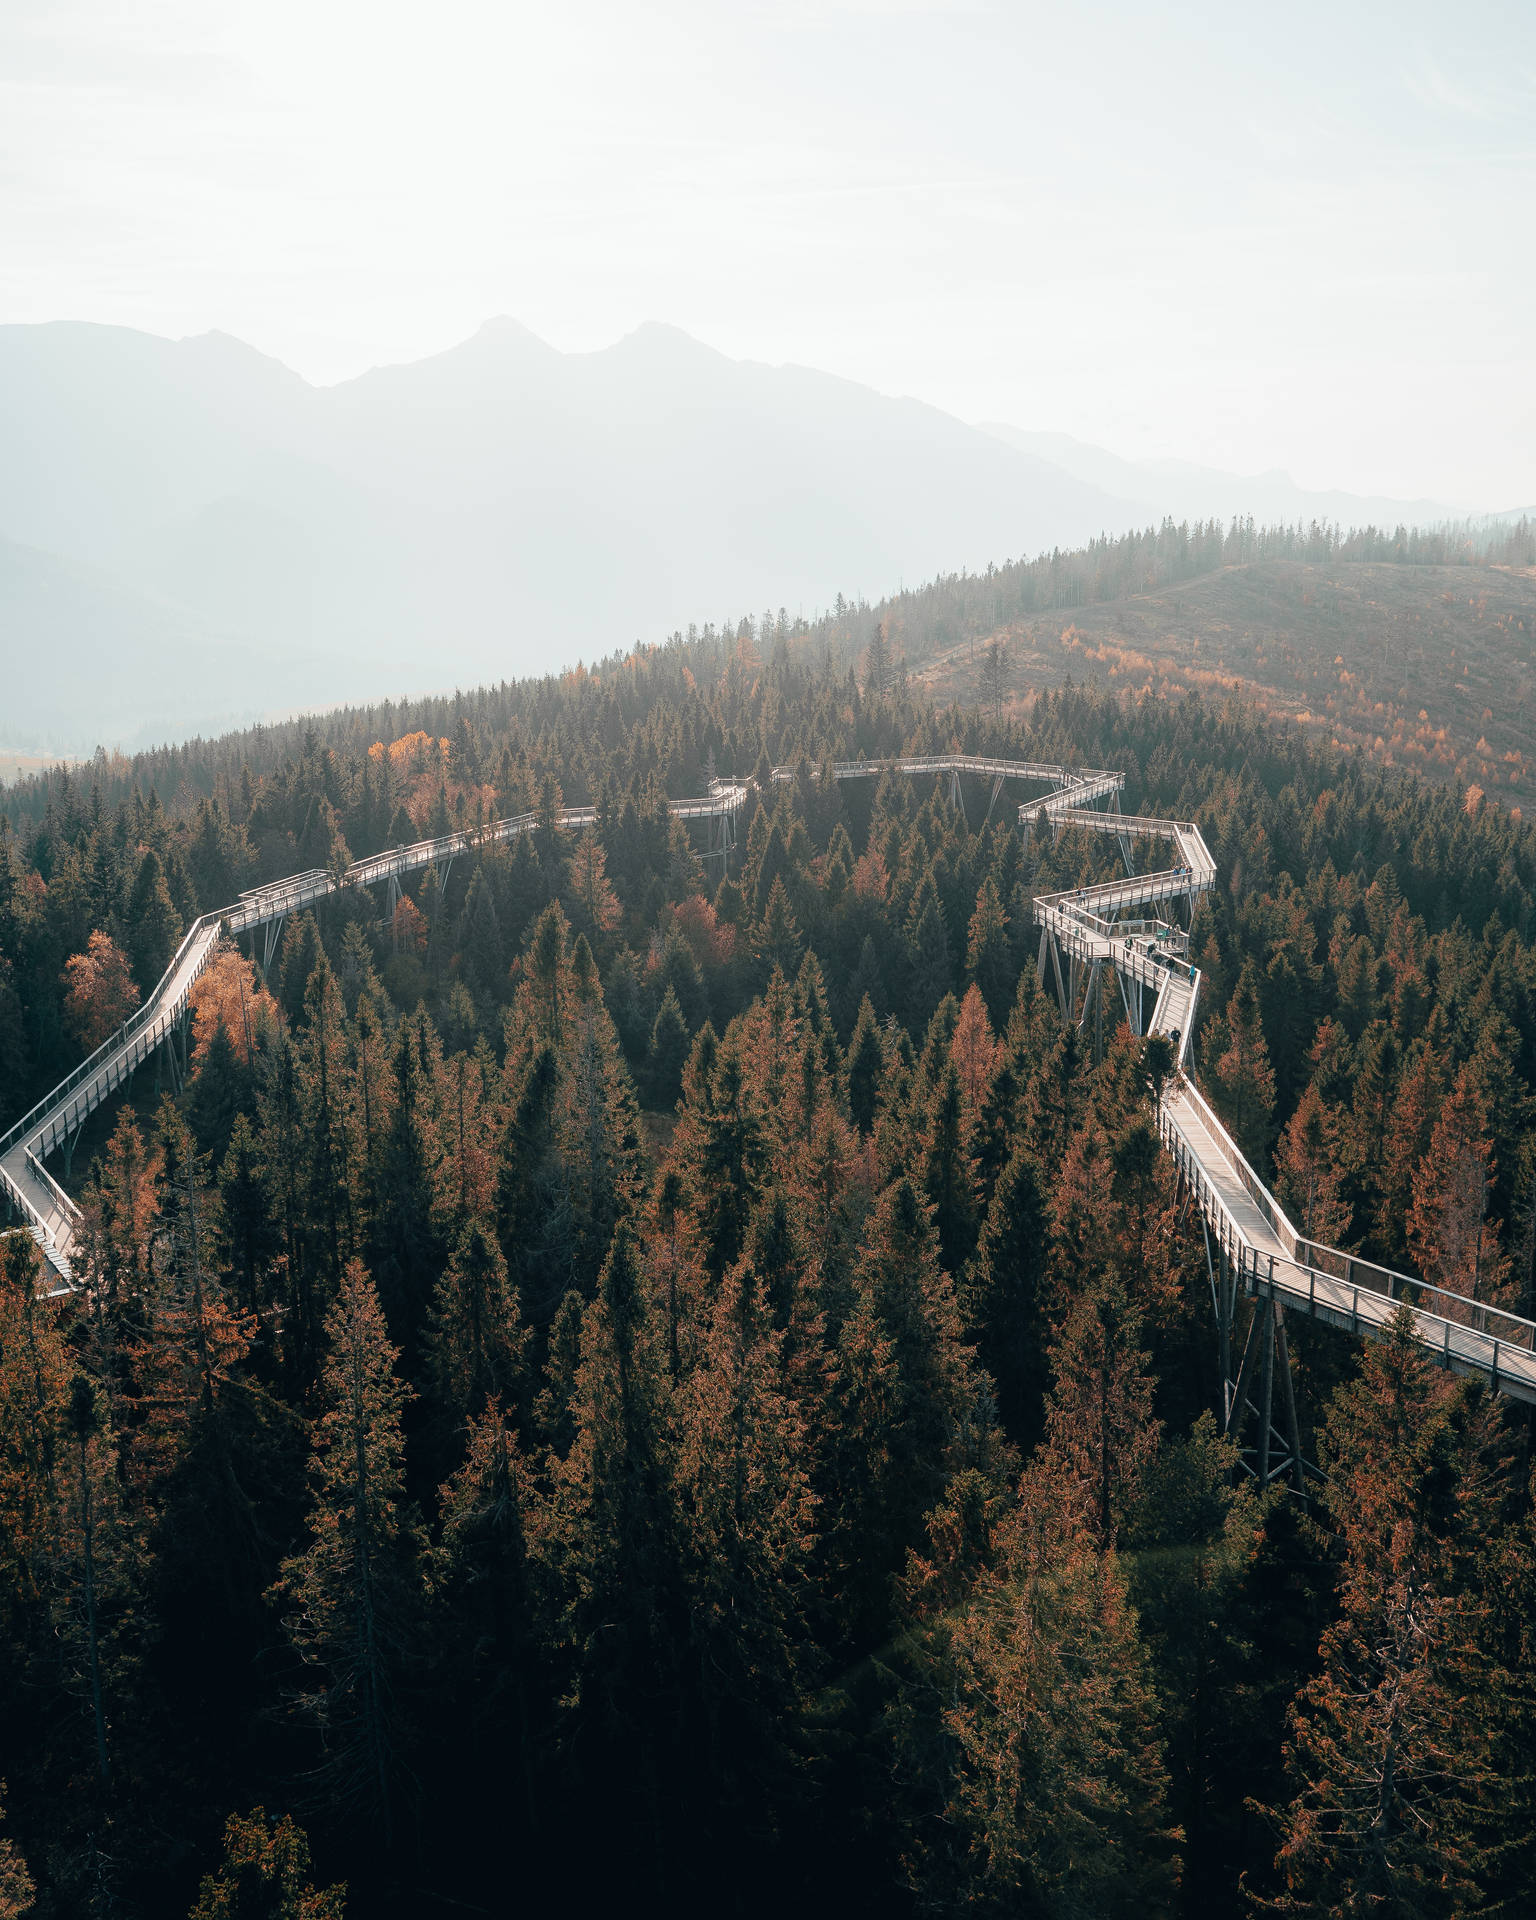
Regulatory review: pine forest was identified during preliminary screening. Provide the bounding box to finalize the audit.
[4,629,1536,1918]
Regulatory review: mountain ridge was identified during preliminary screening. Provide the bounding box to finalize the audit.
[0,317,1482,755]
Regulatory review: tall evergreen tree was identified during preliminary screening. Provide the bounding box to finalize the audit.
[273,1262,423,1843]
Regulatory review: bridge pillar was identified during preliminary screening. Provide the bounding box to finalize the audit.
[1219,1274,1307,1497]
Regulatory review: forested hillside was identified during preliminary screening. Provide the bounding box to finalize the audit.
[3,639,1536,1916]
[917,555,1536,803]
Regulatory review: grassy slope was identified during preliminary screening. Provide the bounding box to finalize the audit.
[912,558,1536,803]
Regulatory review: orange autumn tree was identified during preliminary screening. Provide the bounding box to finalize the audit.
[368,731,497,835]
[949,983,999,1117]
[61,931,140,1051]
[188,945,280,1067]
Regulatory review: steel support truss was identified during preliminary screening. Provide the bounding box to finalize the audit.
[1203,1215,1309,1497]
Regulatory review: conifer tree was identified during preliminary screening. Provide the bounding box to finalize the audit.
[276,914,324,1027]
[965,877,1012,1025]
[1268,1308,1507,1916]
[1274,1081,1353,1246]
[297,958,356,1294]
[0,1785,34,1920]
[1375,1039,1446,1266]
[672,1257,819,1815]
[0,1233,71,1636]
[949,981,999,1118]
[540,1228,682,1843]
[1033,1270,1159,1550]
[645,985,689,1108]
[961,1145,1050,1447]
[274,1261,423,1842]
[367,1018,445,1365]
[831,1177,988,1636]
[1212,959,1277,1167]
[752,873,803,976]
[456,867,504,1000]
[561,933,643,1293]
[60,929,140,1050]
[563,834,622,940]
[427,1224,528,1435]
[845,994,885,1135]
[494,1044,570,1321]
[1124,1417,1269,1907]
[921,1061,979,1278]
[188,1807,346,1919]
[187,1015,250,1164]
[436,1402,543,1831]
[889,1468,1180,1917]
[679,1042,769,1280]
[52,1374,142,1796]
[1407,1064,1510,1307]
[905,874,953,1025]
[127,847,183,992]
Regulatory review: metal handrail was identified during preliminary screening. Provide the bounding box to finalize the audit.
[1,784,759,1165]
[24,1148,81,1224]
[0,909,221,1158]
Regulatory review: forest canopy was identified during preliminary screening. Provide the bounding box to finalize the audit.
[3,633,1536,1916]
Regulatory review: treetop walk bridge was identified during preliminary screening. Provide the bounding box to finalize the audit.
[4,753,1533,1463]
[1,782,754,1284]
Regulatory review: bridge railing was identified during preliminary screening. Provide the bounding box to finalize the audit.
[20,920,224,1161]
[1168,1078,1301,1259]
[1036,905,1192,996]
[24,1148,80,1224]
[1053,808,1173,838]
[773,754,1116,787]
[0,910,223,1161]
[1289,1236,1535,1350]
[1160,1082,1536,1390]
[2,782,764,1170]
[1261,1246,1536,1393]
[0,1160,46,1236]
[1048,869,1212,920]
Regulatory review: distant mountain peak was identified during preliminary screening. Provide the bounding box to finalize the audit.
[607,320,725,362]
[470,315,551,350]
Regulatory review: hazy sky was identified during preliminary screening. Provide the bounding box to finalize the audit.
[3,0,1533,508]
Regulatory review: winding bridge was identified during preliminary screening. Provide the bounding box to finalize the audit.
[4,754,1533,1477]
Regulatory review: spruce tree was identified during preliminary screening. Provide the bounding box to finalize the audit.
[961,1145,1050,1448]
[127,847,183,993]
[645,986,689,1109]
[965,876,1012,1025]
[1268,1307,1508,1917]
[274,1261,423,1843]
[427,1224,528,1436]
[845,994,885,1135]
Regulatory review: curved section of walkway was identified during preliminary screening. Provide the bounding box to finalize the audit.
[1031,785,1536,1404]
[2,781,755,1278]
[7,750,1534,1406]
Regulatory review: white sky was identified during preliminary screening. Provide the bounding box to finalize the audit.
[2,0,1533,508]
